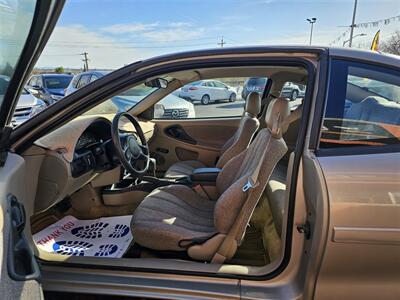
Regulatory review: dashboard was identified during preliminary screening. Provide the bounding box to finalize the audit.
[33,115,155,213]
[71,119,114,178]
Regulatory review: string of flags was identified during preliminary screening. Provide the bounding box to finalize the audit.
[329,15,400,45]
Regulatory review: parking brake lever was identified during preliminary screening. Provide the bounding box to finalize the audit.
[149,157,157,177]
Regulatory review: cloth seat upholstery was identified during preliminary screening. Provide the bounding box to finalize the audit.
[132,97,290,261]
[164,92,261,178]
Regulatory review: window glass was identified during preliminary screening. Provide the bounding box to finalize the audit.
[71,75,80,88]
[0,0,36,109]
[280,81,306,110]
[36,76,43,87]
[44,76,72,89]
[155,77,254,119]
[213,81,226,88]
[320,60,400,149]
[90,75,99,82]
[77,74,91,88]
[28,76,37,87]
[84,83,157,115]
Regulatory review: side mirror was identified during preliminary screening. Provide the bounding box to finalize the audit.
[32,85,42,90]
[145,78,168,89]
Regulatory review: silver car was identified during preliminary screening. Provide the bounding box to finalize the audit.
[179,79,237,104]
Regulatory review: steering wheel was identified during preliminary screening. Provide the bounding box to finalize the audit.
[112,112,150,177]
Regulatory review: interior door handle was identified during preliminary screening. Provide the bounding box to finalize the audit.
[7,194,41,281]
[165,125,197,144]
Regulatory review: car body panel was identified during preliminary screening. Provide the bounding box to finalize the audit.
[5,44,400,298]
[12,89,46,126]
[0,1,66,299]
[315,152,400,300]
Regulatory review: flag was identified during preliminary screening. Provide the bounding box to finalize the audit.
[371,30,380,51]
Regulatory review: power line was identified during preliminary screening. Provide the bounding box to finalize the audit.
[330,14,400,45]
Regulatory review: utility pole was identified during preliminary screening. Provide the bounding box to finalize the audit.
[81,52,89,71]
[217,36,226,48]
[306,18,317,45]
[348,0,358,47]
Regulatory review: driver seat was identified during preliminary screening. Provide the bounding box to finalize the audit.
[164,92,261,178]
[131,97,290,262]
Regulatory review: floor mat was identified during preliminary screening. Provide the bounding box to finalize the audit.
[227,226,269,266]
[33,215,133,258]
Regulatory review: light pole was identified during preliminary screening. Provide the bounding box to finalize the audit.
[306,18,317,45]
[343,33,366,47]
[348,0,358,47]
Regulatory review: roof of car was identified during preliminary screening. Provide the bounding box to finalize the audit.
[40,73,73,78]
[327,47,400,67]
[76,70,111,77]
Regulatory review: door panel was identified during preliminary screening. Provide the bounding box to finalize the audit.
[0,153,43,299]
[315,152,400,300]
[149,118,240,172]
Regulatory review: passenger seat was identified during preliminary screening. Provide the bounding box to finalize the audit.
[164,92,261,178]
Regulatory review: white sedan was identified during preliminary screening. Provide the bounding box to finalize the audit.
[179,80,237,105]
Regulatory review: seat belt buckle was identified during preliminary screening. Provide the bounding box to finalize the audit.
[242,178,259,192]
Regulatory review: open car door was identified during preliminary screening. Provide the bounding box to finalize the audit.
[0,1,64,298]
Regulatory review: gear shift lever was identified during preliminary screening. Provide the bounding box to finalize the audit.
[149,157,157,177]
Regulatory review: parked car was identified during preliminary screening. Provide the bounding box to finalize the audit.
[66,71,195,118]
[179,80,237,104]
[2,3,400,299]
[112,87,195,118]
[241,77,268,99]
[64,70,110,96]
[281,82,306,100]
[1,76,47,126]
[12,88,47,126]
[26,73,73,104]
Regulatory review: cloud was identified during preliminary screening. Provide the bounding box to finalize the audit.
[167,22,192,28]
[36,25,149,69]
[101,22,159,34]
[102,21,205,43]
[141,27,204,42]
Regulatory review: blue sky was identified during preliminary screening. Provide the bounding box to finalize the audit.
[37,0,400,69]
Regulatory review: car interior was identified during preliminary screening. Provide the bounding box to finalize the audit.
[22,65,308,276]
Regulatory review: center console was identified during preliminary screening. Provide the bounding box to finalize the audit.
[101,165,221,206]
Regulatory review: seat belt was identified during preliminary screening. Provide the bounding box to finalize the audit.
[211,114,281,264]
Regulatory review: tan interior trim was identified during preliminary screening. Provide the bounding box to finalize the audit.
[103,190,149,207]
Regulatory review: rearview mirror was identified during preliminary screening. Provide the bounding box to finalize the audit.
[145,78,168,89]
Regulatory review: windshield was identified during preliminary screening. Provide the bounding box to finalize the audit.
[247,78,267,85]
[83,83,158,115]
[0,0,36,107]
[44,76,72,89]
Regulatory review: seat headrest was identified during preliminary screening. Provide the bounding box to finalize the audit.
[265,97,290,138]
[245,92,261,117]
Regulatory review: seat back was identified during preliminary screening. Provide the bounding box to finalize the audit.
[208,97,289,262]
[215,92,261,168]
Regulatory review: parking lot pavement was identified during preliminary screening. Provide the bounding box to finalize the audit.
[193,100,246,118]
